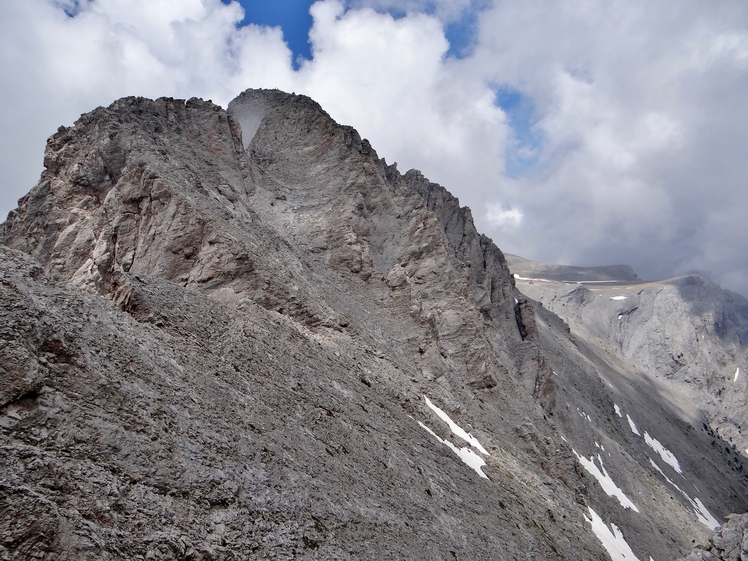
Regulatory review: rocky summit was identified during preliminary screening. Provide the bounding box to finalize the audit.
[1,89,748,560]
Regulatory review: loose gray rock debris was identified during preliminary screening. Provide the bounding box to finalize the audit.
[2,89,747,560]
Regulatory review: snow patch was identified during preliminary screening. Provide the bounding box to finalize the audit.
[643,432,682,475]
[692,498,720,530]
[513,274,554,283]
[734,367,741,382]
[627,414,641,436]
[649,459,719,529]
[424,397,489,455]
[573,450,639,512]
[610,296,628,300]
[614,404,622,418]
[649,459,685,494]
[584,506,642,561]
[418,421,488,479]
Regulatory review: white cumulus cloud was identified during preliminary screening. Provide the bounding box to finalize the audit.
[2,0,748,297]
[486,204,523,229]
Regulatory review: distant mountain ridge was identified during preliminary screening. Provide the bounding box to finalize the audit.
[508,254,748,457]
[1,89,747,560]
[506,254,641,284]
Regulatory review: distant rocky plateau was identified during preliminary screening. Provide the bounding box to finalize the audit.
[1,89,747,560]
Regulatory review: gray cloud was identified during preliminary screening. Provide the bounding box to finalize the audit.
[2,0,748,296]
[465,1,748,296]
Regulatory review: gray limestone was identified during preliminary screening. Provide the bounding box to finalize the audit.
[1,89,747,560]
[680,514,748,561]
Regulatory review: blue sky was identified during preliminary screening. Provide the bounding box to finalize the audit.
[493,87,541,178]
[225,0,315,66]
[442,7,480,59]
[226,0,481,63]
[226,0,527,172]
[3,0,748,297]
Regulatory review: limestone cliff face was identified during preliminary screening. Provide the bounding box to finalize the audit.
[6,98,248,289]
[5,90,555,423]
[2,90,748,560]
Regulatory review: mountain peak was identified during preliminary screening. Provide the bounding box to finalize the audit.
[2,90,748,560]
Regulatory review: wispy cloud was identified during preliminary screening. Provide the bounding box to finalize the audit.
[486,203,523,229]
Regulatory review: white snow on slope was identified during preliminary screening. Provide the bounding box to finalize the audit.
[648,459,684,494]
[627,415,641,436]
[624,411,682,475]
[648,459,719,529]
[424,397,489,455]
[578,407,593,423]
[513,274,556,283]
[418,421,488,479]
[614,404,622,418]
[573,450,639,512]
[734,367,741,382]
[643,432,682,475]
[585,506,642,561]
[692,498,720,530]
[610,296,628,301]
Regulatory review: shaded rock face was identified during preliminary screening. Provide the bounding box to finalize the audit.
[2,89,748,560]
[5,98,249,292]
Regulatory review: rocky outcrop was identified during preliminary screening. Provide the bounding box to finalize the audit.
[2,89,747,560]
[680,513,748,560]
